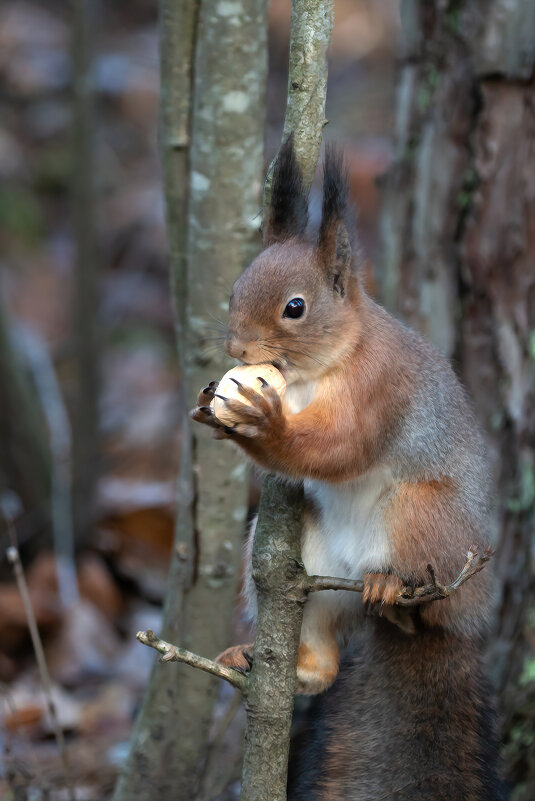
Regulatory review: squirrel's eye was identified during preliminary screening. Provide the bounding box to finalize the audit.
[283,297,306,319]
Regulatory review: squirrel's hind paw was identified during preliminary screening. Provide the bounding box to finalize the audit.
[216,643,254,674]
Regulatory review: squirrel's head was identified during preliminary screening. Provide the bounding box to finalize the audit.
[226,138,363,383]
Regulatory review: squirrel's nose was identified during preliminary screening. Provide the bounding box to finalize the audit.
[226,332,248,360]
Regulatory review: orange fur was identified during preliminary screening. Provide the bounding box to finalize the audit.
[216,643,254,672]
[297,636,339,695]
[229,295,414,482]
[385,479,489,630]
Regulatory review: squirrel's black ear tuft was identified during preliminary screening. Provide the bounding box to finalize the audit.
[263,135,309,247]
[318,145,353,295]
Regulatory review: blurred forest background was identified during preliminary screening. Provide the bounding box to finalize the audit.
[0,1,533,800]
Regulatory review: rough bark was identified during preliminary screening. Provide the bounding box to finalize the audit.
[113,0,267,799]
[241,479,306,801]
[240,2,333,798]
[263,0,333,207]
[71,0,99,547]
[379,2,535,796]
[241,2,333,797]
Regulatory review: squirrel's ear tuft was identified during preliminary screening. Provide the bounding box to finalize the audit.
[263,135,309,247]
[318,146,353,296]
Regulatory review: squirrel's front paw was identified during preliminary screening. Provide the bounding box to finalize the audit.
[191,381,233,439]
[362,573,403,606]
[212,376,285,440]
[216,643,254,674]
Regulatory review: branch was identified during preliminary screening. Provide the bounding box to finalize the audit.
[396,547,494,607]
[306,575,364,593]
[263,0,334,208]
[240,478,306,801]
[136,630,247,692]
[306,548,494,607]
[240,1,334,799]
[136,548,492,701]
[2,507,75,801]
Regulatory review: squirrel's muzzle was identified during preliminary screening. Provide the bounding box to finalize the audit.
[226,332,249,360]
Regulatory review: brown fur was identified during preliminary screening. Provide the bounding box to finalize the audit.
[191,143,502,795]
[288,621,507,801]
[216,643,254,673]
[297,638,340,695]
[219,288,415,482]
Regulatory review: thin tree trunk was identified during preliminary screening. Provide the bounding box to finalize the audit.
[263,0,333,205]
[71,0,99,548]
[113,0,267,798]
[379,2,535,795]
[241,1,333,799]
[240,478,306,801]
[0,306,50,548]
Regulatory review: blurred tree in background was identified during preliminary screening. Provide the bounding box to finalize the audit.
[380,3,535,798]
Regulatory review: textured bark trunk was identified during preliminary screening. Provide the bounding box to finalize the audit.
[112,0,268,799]
[241,478,306,801]
[379,2,535,796]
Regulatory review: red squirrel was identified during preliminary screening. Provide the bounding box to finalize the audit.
[192,140,504,798]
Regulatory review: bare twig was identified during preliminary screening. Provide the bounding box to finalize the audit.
[306,575,365,593]
[136,630,247,692]
[395,547,494,607]
[137,547,492,699]
[306,547,494,607]
[3,513,76,801]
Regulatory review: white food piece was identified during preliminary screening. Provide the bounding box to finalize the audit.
[211,364,286,426]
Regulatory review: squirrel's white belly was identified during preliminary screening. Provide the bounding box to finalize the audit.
[286,379,394,580]
[303,466,394,580]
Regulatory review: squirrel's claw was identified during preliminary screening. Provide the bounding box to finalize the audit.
[190,403,233,439]
[221,398,265,424]
[197,381,219,406]
[192,380,238,438]
[191,405,218,427]
[192,376,285,441]
[230,378,272,415]
[223,379,284,439]
[362,573,403,607]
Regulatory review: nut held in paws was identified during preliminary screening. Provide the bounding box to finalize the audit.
[211,364,286,426]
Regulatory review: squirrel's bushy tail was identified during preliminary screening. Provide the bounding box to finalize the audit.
[288,618,507,801]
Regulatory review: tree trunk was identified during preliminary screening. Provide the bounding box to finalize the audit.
[242,0,333,798]
[0,306,50,551]
[71,0,99,548]
[240,478,306,801]
[379,2,535,795]
[112,0,267,798]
